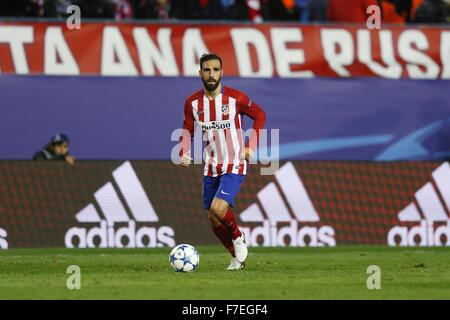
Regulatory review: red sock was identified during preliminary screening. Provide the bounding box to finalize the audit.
[221,209,242,240]
[212,224,235,257]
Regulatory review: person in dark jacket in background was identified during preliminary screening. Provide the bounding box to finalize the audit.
[308,0,329,22]
[414,0,448,23]
[33,133,75,165]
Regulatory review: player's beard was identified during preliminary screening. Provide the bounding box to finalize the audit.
[202,75,221,92]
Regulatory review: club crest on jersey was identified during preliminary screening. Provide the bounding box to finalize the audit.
[221,105,229,116]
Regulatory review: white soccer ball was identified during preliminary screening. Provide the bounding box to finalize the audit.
[169,244,200,272]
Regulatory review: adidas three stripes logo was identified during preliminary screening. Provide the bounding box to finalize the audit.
[75,161,158,223]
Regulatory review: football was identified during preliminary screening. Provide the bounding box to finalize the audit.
[169,244,200,272]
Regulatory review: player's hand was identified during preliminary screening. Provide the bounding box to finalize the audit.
[243,147,254,162]
[65,155,75,166]
[180,152,192,167]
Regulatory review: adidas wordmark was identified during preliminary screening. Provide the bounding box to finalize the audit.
[388,162,450,246]
[238,162,336,247]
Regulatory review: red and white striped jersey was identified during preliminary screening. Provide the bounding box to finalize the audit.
[181,86,266,177]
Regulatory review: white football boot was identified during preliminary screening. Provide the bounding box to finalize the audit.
[232,234,248,263]
[227,257,245,271]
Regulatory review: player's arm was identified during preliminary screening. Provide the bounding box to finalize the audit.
[179,99,195,166]
[238,93,266,161]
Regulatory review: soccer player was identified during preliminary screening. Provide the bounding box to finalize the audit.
[179,53,266,270]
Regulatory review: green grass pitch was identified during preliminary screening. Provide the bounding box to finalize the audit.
[1,246,449,299]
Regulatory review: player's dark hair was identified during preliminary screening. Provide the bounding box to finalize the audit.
[199,53,222,70]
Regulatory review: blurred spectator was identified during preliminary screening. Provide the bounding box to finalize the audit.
[54,0,74,17]
[33,133,75,165]
[0,0,448,23]
[0,0,29,17]
[132,0,171,20]
[246,0,263,21]
[132,0,151,19]
[0,0,61,17]
[381,0,410,23]
[223,0,250,20]
[414,0,448,22]
[170,0,224,20]
[447,0,450,21]
[308,0,328,22]
[72,0,131,20]
[327,0,378,23]
[381,0,425,23]
[71,0,116,19]
[262,0,301,20]
[28,0,56,17]
[113,0,133,19]
[296,0,310,21]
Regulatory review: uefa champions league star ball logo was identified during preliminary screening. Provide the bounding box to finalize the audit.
[169,244,200,272]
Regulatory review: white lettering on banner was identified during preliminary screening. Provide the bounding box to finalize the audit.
[44,27,80,75]
[230,28,273,77]
[101,26,138,76]
[182,28,209,76]
[0,26,33,74]
[398,30,440,79]
[239,162,336,247]
[388,162,450,247]
[239,220,336,247]
[388,221,450,246]
[270,28,314,78]
[0,227,8,249]
[65,221,175,248]
[357,30,402,78]
[133,28,179,76]
[441,31,450,78]
[320,29,354,77]
[0,24,449,78]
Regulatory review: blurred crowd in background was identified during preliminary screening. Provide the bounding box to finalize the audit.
[0,0,449,23]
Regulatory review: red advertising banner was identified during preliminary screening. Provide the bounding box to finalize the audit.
[0,21,448,78]
[0,160,449,249]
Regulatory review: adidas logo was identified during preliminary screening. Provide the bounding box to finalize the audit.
[238,162,336,247]
[0,227,7,249]
[388,162,450,247]
[65,161,176,248]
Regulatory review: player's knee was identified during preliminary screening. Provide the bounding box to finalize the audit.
[210,202,227,218]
